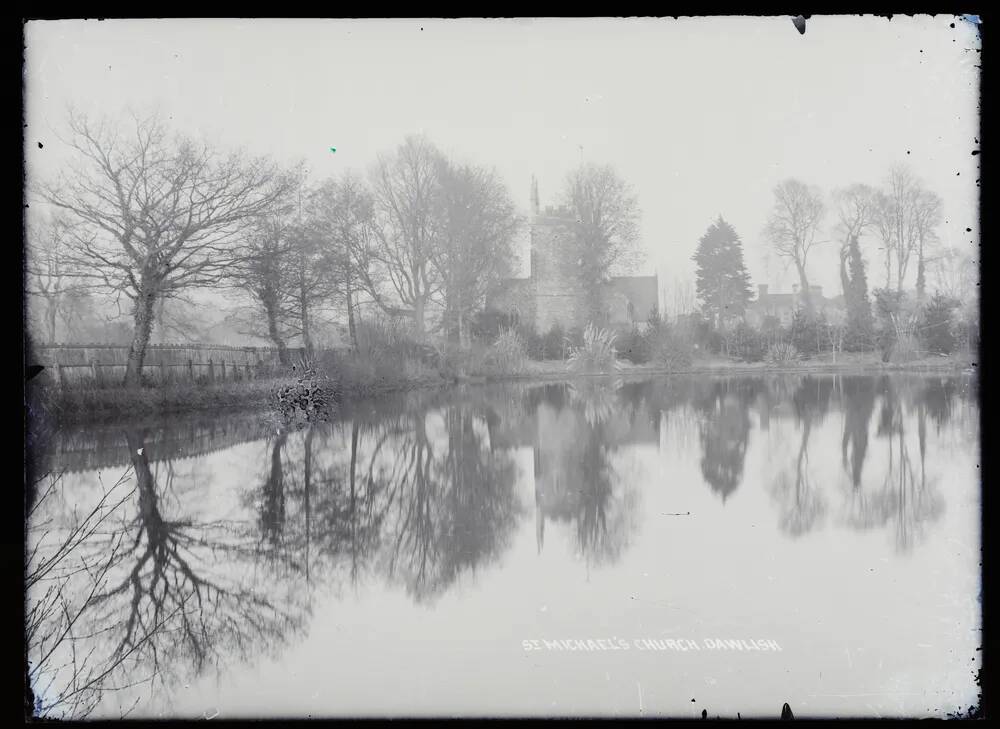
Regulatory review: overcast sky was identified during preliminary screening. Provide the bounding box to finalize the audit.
[24,16,981,306]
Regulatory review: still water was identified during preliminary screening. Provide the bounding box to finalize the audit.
[27,373,981,719]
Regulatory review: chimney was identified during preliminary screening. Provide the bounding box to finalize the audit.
[758,284,768,301]
[530,175,540,218]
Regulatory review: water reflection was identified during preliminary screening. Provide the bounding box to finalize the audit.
[27,372,978,718]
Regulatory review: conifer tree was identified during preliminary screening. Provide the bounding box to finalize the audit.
[692,216,753,330]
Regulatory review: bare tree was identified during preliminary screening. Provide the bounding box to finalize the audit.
[912,188,943,301]
[763,179,826,312]
[431,159,521,348]
[559,162,641,323]
[870,165,944,300]
[38,111,295,385]
[367,135,445,337]
[307,172,379,349]
[227,213,297,364]
[929,246,978,309]
[25,212,80,343]
[285,216,340,355]
[662,275,695,321]
[832,183,877,297]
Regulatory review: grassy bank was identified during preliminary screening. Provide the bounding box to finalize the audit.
[31,349,975,425]
[503,350,977,380]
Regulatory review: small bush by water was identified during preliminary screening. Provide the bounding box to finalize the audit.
[567,324,619,374]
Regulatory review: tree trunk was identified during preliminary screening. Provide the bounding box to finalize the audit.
[45,299,58,344]
[458,309,470,350]
[124,288,157,387]
[796,261,813,314]
[839,244,851,301]
[413,296,426,339]
[346,284,357,349]
[301,296,312,355]
[263,291,290,366]
[915,238,926,302]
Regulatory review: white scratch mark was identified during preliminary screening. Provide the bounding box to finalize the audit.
[637,681,644,715]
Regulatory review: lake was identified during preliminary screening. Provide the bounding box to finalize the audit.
[26,372,981,719]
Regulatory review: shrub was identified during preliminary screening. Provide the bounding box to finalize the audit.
[919,293,960,355]
[765,342,799,365]
[488,327,528,374]
[567,323,619,374]
[649,327,694,372]
[515,323,544,360]
[730,321,766,362]
[789,309,826,357]
[618,325,652,364]
[541,323,567,360]
[471,308,519,341]
[354,315,418,363]
[270,361,337,425]
[565,325,586,351]
[887,333,920,363]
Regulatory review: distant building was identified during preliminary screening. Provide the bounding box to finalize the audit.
[488,177,658,333]
[744,284,846,327]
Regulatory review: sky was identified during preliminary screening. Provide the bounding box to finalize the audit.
[24,16,981,311]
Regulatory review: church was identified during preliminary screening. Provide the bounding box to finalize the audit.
[487,178,659,333]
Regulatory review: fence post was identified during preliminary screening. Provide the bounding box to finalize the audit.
[246,362,252,380]
[160,360,168,384]
[187,359,194,381]
[208,358,215,382]
[90,358,100,385]
[220,360,227,382]
[54,362,63,387]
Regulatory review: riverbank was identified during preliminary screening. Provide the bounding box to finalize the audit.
[30,351,976,425]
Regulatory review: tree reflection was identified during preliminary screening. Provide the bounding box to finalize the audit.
[840,377,947,551]
[534,383,642,568]
[769,377,833,536]
[695,379,756,503]
[27,429,309,719]
[258,432,288,550]
[840,376,876,489]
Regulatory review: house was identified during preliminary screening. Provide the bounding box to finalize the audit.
[744,284,846,328]
[488,178,658,333]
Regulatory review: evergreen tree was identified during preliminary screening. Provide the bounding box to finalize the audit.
[692,216,753,330]
[919,293,959,354]
[844,234,875,350]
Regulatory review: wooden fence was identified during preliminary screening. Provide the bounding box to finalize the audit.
[32,343,309,387]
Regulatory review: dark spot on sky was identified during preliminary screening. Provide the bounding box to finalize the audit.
[967,228,972,232]
[37,142,43,149]
[951,22,956,28]
[907,150,911,154]
[972,150,980,156]
[792,15,807,34]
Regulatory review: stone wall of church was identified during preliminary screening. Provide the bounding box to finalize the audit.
[531,217,587,332]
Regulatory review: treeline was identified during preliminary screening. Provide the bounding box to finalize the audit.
[28,111,643,386]
[681,166,978,364]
